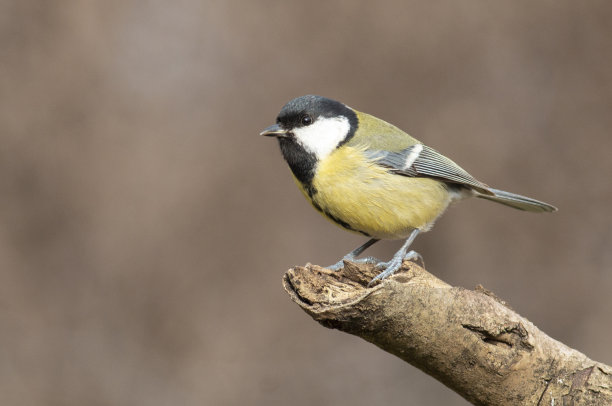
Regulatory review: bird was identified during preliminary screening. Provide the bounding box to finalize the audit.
[261,95,556,285]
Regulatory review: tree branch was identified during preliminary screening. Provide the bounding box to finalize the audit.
[282,261,612,406]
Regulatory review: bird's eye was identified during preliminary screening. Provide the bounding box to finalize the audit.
[301,115,312,126]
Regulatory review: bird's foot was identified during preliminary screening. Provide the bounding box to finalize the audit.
[327,255,379,271]
[368,250,422,287]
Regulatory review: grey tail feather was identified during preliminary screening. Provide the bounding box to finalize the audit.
[477,188,557,213]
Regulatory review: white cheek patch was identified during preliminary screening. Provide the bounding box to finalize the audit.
[293,116,350,160]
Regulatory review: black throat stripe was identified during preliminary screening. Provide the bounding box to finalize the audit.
[278,138,317,197]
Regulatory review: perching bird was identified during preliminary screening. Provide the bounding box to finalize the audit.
[261,95,556,285]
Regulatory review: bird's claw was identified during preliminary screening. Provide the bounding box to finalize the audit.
[367,250,422,287]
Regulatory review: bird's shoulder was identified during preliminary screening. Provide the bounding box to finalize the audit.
[347,110,420,152]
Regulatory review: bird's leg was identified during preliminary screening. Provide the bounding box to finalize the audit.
[327,238,380,271]
[368,229,421,286]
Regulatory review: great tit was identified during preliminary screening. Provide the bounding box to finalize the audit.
[261,95,556,285]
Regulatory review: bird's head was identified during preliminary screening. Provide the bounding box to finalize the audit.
[261,95,357,160]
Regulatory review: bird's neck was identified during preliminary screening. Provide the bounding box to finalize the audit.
[278,138,317,195]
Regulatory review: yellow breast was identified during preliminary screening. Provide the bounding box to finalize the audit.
[302,146,452,239]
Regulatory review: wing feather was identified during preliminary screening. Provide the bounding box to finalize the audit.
[366,145,492,195]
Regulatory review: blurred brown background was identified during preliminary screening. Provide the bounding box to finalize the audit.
[1,1,611,405]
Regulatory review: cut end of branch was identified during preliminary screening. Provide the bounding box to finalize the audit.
[282,260,447,313]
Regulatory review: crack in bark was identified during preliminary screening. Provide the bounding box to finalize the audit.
[536,378,553,406]
[536,359,557,406]
[461,323,534,351]
[562,366,595,405]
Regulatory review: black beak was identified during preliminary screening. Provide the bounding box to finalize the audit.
[260,123,290,138]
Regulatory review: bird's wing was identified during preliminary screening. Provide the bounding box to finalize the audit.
[365,144,493,195]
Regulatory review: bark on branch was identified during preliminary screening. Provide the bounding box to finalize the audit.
[282,261,612,406]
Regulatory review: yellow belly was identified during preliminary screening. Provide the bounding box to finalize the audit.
[302,146,452,239]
